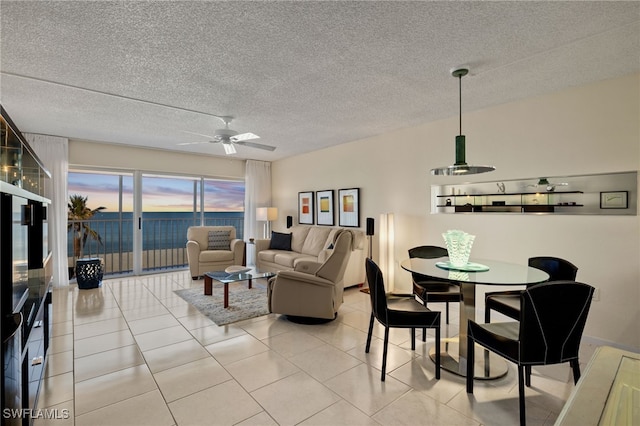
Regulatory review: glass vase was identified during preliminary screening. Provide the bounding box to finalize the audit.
[442,229,475,267]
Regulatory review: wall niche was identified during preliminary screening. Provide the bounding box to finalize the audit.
[431,171,637,215]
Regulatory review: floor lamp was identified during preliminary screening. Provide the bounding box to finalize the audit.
[379,213,395,292]
[360,217,375,294]
[256,207,278,239]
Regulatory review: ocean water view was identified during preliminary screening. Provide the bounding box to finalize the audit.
[68,211,245,257]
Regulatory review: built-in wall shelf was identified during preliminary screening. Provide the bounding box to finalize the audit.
[436,191,584,213]
[431,172,637,215]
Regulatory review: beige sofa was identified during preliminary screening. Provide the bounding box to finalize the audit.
[255,225,365,288]
[186,226,245,279]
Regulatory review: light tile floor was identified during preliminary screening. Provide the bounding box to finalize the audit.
[34,270,597,426]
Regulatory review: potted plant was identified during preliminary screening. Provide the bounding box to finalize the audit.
[67,194,106,282]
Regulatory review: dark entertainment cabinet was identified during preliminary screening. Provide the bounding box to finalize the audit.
[1,106,52,426]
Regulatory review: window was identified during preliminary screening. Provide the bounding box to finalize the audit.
[68,170,244,275]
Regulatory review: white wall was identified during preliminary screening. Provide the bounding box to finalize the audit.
[272,73,640,351]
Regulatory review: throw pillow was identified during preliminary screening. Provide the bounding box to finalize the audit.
[208,230,231,250]
[269,231,292,251]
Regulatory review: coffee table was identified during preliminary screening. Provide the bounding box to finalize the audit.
[204,269,276,308]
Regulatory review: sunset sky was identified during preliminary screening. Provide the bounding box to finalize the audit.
[68,172,245,212]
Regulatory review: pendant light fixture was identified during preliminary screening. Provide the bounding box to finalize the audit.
[431,68,495,176]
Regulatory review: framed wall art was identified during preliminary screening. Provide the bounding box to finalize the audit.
[338,188,360,227]
[298,191,314,224]
[600,191,628,209]
[316,190,334,226]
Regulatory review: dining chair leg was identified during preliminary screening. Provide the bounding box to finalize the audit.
[484,349,491,378]
[411,328,415,350]
[525,365,531,387]
[466,333,474,393]
[435,324,441,379]
[365,313,374,353]
[484,306,491,323]
[381,326,390,381]
[518,365,526,426]
[570,359,581,384]
[422,299,427,342]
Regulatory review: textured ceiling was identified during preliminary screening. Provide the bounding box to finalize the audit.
[1,1,639,162]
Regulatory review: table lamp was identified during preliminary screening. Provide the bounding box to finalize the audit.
[256,207,278,239]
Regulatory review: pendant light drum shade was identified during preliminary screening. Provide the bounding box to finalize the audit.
[431,68,495,176]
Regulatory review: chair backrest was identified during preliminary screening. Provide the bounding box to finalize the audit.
[187,226,237,249]
[408,245,449,284]
[519,281,594,364]
[365,258,389,325]
[315,231,353,283]
[528,256,578,281]
[408,245,449,259]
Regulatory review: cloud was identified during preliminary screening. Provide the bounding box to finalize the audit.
[69,172,245,212]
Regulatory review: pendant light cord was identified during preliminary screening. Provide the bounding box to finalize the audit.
[458,73,462,135]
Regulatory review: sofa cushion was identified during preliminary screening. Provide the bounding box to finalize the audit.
[257,249,279,264]
[274,252,316,268]
[270,231,292,251]
[208,230,231,250]
[290,226,311,253]
[258,250,312,268]
[300,227,332,256]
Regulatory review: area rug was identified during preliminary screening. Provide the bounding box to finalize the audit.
[174,282,269,326]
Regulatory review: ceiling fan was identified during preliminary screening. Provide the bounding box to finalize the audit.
[178,116,276,155]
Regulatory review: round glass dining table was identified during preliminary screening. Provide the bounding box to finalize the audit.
[400,257,549,379]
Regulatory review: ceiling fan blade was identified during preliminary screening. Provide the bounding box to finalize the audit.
[232,132,260,142]
[235,141,277,151]
[182,129,216,139]
[177,140,221,146]
[177,141,209,146]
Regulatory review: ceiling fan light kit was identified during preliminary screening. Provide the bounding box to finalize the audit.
[431,67,495,176]
[223,142,237,155]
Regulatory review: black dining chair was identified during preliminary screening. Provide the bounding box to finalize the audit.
[408,246,459,340]
[467,280,594,426]
[484,256,578,323]
[365,258,441,381]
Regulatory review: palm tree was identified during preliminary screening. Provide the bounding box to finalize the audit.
[68,194,106,259]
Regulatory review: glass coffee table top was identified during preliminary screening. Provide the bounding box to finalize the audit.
[205,270,276,284]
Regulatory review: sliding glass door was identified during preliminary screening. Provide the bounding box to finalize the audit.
[140,174,199,272]
[67,171,134,275]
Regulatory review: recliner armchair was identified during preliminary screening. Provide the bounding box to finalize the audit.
[267,230,353,321]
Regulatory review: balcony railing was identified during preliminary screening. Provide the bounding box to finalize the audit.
[68,214,244,276]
